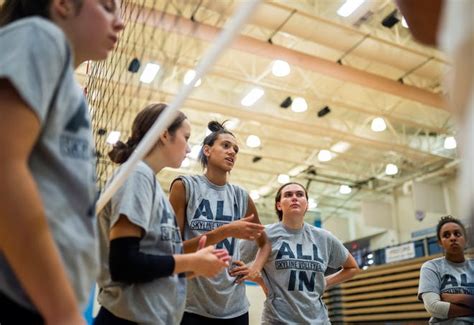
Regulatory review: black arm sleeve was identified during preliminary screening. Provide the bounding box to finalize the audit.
[109,237,175,283]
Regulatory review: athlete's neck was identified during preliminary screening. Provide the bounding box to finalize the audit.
[282,214,304,230]
[143,153,165,174]
[445,252,465,263]
[204,168,227,186]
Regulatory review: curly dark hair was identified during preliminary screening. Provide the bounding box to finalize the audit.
[436,215,466,241]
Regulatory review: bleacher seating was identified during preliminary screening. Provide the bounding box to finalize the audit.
[324,254,442,324]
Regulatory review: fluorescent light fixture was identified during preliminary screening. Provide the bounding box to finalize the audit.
[271,60,291,77]
[180,157,191,168]
[140,63,160,83]
[241,87,264,107]
[289,165,307,177]
[188,145,202,160]
[444,136,457,149]
[337,0,365,17]
[246,135,261,148]
[106,131,121,144]
[371,117,387,132]
[339,185,352,194]
[401,17,409,28]
[183,69,202,87]
[258,186,272,196]
[308,198,318,209]
[330,141,351,153]
[277,174,290,184]
[385,163,399,175]
[318,149,332,162]
[225,118,240,130]
[250,190,260,201]
[291,97,308,113]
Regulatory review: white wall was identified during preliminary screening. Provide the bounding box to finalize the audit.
[323,216,350,242]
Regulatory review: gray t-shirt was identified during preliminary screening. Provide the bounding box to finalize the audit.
[418,257,474,324]
[0,18,98,311]
[261,222,349,325]
[178,175,250,318]
[97,161,186,324]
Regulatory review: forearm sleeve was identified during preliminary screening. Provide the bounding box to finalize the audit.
[109,237,175,283]
[422,292,450,319]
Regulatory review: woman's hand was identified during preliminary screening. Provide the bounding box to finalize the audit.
[189,236,230,278]
[229,260,262,284]
[223,214,265,240]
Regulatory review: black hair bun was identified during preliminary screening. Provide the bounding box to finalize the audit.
[208,121,225,132]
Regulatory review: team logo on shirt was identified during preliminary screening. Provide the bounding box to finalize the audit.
[275,241,325,292]
[60,100,91,160]
[440,273,474,295]
[160,209,182,244]
[190,198,239,255]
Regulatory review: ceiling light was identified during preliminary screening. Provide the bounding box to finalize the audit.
[258,186,272,196]
[289,165,307,177]
[291,97,308,113]
[385,163,399,175]
[106,131,121,144]
[362,265,369,270]
[368,259,374,265]
[318,149,332,162]
[337,0,365,17]
[183,69,202,87]
[277,174,290,184]
[280,96,292,109]
[339,185,352,194]
[308,198,318,209]
[180,157,191,168]
[317,106,331,117]
[401,17,409,28]
[371,117,387,132]
[188,145,201,160]
[271,60,291,77]
[224,118,240,130]
[367,253,373,259]
[444,136,457,149]
[139,63,160,83]
[250,190,260,201]
[330,141,351,153]
[241,87,264,107]
[246,135,261,148]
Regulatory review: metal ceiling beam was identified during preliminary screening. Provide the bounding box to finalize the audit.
[130,6,446,109]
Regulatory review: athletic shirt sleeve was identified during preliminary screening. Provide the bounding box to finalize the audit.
[0,18,68,123]
[110,166,155,233]
[326,231,350,269]
[418,260,441,300]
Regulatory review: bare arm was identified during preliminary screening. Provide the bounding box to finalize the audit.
[169,180,265,253]
[441,293,474,309]
[325,254,360,289]
[446,302,474,318]
[241,197,271,278]
[422,292,474,319]
[0,80,84,324]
